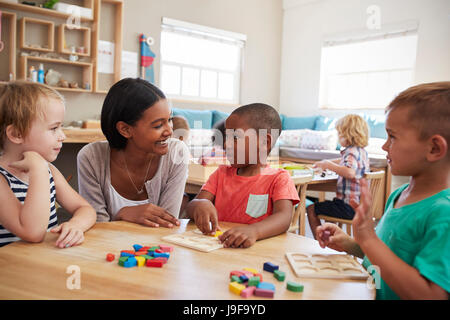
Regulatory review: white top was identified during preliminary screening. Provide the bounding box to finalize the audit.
[108,184,149,218]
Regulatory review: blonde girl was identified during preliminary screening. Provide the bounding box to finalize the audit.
[0,81,96,248]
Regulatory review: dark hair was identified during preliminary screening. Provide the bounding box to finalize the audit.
[230,103,282,132]
[101,78,166,149]
[212,119,226,147]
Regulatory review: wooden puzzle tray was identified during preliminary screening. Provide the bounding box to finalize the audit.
[285,252,369,280]
[161,230,224,253]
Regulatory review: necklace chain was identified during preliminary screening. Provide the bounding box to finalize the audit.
[122,151,152,194]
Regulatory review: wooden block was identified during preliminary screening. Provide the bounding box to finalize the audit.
[118,256,128,267]
[274,270,286,282]
[106,253,115,262]
[133,244,143,251]
[229,271,244,278]
[230,275,242,283]
[134,251,148,256]
[248,276,260,287]
[241,271,254,278]
[229,282,246,296]
[243,267,258,274]
[135,256,146,267]
[153,252,170,259]
[142,255,154,261]
[240,286,256,298]
[124,256,137,268]
[287,281,304,292]
[158,245,173,252]
[146,260,163,268]
[139,246,151,252]
[120,250,135,257]
[254,273,263,282]
[152,257,168,264]
[254,288,274,298]
[257,282,275,291]
[239,275,249,283]
[263,262,279,273]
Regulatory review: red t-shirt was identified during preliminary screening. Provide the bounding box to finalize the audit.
[201,165,300,224]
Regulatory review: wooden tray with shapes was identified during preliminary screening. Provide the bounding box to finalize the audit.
[285,252,369,280]
[162,230,224,253]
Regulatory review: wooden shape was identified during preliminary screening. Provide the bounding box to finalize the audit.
[263,262,279,273]
[286,281,304,293]
[240,286,256,298]
[158,245,173,252]
[229,282,246,296]
[247,276,260,287]
[254,288,274,298]
[285,252,369,280]
[274,269,286,282]
[257,282,275,291]
[146,260,163,268]
[135,256,145,267]
[162,231,224,253]
[243,267,258,274]
[106,253,115,262]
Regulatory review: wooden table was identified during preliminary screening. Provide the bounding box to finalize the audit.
[62,127,106,143]
[0,220,374,300]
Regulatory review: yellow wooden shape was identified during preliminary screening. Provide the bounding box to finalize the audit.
[136,256,145,267]
[243,267,258,274]
[229,282,246,295]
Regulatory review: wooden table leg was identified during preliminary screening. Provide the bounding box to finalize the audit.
[298,184,307,236]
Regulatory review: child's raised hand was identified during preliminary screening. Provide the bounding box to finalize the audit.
[218,225,258,248]
[50,222,85,248]
[192,199,220,235]
[316,223,351,252]
[350,178,376,245]
[9,151,47,173]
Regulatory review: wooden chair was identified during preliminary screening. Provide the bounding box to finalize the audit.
[288,174,313,234]
[317,170,385,236]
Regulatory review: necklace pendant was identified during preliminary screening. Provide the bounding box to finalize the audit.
[137,189,144,194]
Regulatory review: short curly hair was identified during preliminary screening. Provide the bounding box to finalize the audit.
[335,114,369,148]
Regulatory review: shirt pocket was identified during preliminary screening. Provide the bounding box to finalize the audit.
[245,194,269,219]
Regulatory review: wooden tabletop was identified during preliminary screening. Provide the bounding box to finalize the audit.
[0,220,374,300]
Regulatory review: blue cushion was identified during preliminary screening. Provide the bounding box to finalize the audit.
[172,108,213,129]
[364,115,387,139]
[212,110,229,127]
[305,198,314,208]
[314,116,337,131]
[282,115,318,130]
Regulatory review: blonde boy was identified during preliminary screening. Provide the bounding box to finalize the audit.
[307,114,370,238]
[317,82,450,299]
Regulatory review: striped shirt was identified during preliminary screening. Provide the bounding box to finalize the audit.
[0,166,58,247]
[336,146,370,205]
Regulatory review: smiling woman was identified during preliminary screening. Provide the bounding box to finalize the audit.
[77,78,190,227]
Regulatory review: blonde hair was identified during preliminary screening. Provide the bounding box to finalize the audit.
[335,114,369,148]
[0,81,65,150]
[386,81,450,143]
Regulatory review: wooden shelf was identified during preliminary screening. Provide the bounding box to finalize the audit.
[0,1,94,21]
[58,24,91,57]
[19,17,54,52]
[0,10,16,81]
[24,55,93,67]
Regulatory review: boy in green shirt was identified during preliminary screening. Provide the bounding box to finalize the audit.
[316,82,450,299]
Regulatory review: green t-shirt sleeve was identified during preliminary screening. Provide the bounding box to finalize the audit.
[413,204,450,294]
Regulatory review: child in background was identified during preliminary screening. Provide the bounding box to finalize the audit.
[198,119,227,165]
[171,115,190,144]
[307,114,370,239]
[0,81,96,248]
[186,103,300,248]
[317,82,450,299]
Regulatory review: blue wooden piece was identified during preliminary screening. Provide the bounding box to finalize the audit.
[263,262,279,273]
[133,244,143,251]
[257,282,275,291]
[153,252,170,259]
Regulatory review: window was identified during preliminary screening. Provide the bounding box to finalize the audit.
[160,18,246,104]
[319,26,418,109]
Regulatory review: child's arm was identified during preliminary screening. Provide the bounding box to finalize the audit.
[0,151,52,242]
[352,180,448,299]
[49,164,96,248]
[185,190,219,235]
[314,160,356,179]
[316,223,364,258]
[219,199,293,248]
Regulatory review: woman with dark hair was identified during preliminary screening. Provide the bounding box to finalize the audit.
[77,78,189,227]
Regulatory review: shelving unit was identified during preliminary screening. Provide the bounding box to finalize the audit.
[58,23,91,56]
[0,10,16,81]
[19,17,54,52]
[20,55,93,92]
[0,0,123,94]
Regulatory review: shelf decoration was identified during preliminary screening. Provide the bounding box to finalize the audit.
[139,34,155,84]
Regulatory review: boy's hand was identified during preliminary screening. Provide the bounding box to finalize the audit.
[192,199,220,235]
[316,223,351,252]
[50,222,85,249]
[9,151,47,173]
[218,225,258,248]
[350,178,377,245]
[313,160,332,171]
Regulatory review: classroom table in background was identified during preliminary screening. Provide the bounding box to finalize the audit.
[0,220,374,300]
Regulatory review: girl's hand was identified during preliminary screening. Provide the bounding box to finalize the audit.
[313,160,331,171]
[50,222,85,248]
[117,203,180,228]
[350,179,377,245]
[192,199,220,235]
[219,225,258,248]
[316,223,351,252]
[9,151,47,173]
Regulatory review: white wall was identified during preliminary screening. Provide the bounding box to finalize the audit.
[279,0,450,117]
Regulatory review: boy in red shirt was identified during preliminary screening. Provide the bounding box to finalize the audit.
[186,103,300,248]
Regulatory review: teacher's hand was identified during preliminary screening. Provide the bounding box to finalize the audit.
[116,203,180,228]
